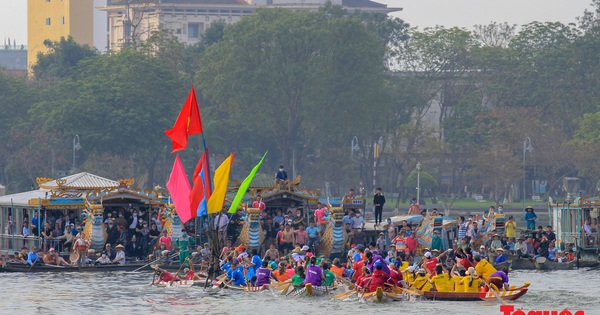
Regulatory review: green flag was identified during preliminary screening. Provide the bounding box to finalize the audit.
[228,151,268,213]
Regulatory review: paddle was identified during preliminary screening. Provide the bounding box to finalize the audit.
[279,282,292,295]
[151,269,157,286]
[131,253,178,273]
[169,257,189,286]
[482,277,507,305]
[399,287,423,296]
[332,289,357,300]
[213,273,227,288]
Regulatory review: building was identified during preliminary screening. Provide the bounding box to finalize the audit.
[27,0,94,71]
[99,0,400,51]
[0,43,27,76]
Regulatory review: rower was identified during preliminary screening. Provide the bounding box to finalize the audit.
[302,256,325,287]
[227,259,246,287]
[154,267,177,284]
[473,254,497,283]
[254,260,272,287]
[488,266,510,292]
[429,264,454,292]
[458,267,482,292]
[369,261,395,293]
[410,268,432,291]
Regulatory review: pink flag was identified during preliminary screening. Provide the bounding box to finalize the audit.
[166,155,193,223]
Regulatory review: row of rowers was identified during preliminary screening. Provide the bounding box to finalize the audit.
[350,248,510,294]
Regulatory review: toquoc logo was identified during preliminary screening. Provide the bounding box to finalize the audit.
[500,305,585,315]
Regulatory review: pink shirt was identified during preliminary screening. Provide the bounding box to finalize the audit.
[315,208,327,224]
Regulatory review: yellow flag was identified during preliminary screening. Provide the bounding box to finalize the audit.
[207,153,234,214]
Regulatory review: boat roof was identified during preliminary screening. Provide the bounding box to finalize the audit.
[0,189,49,207]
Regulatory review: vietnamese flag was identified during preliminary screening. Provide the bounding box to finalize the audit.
[190,150,212,216]
[166,155,193,223]
[165,87,203,154]
[207,153,234,214]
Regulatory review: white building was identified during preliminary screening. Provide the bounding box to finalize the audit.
[98,0,400,50]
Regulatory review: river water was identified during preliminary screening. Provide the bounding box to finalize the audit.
[1,268,598,315]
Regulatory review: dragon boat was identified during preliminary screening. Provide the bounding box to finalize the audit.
[418,282,530,302]
[0,261,151,272]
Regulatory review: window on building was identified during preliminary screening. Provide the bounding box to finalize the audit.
[188,23,200,39]
[176,28,182,34]
[46,18,51,26]
[62,16,65,25]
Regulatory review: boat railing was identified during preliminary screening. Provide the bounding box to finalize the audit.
[0,234,43,254]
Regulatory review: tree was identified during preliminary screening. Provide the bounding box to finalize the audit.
[30,49,185,188]
[197,9,389,176]
[32,36,98,79]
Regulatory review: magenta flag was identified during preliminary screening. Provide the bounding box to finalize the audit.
[166,155,193,223]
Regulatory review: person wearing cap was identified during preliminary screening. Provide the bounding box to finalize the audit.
[410,268,432,291]
[524,206,537,230]
[494,248,507,264]
[478,245,489,261]
[422,249,449,275]
[488,266,510,292]
[402,265,417,285]
[368,260,394,292]
[473,254,497,283]
[459,267,481,292]
[112,244,126,264]
[554,250,567,263]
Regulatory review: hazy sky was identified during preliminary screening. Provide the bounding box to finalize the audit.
[0,0,594,47]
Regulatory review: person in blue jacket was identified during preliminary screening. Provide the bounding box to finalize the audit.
[524,206,537,230]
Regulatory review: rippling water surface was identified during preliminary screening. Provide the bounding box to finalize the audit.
[1,268,598,315]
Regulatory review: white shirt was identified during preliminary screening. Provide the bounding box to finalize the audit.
[114,250,126,264]
[214,214,229,231]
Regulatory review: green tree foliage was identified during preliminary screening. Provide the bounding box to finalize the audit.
[197,9,391,179]
[32,36,98,79]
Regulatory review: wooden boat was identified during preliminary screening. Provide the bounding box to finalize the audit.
[360,286,404,302]
[419,283,530,302]
[0,261,151,272]
[290,283,336,296]
[506,254,577,270]
[492,260,512,270]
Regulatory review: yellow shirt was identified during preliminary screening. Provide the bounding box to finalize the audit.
[403,271,415,285]
[475,259,497,281]
[398,261,409,271]
[411,275,432,292]
[505,221,517,238]
[430,274,454,292]
[460,276,481,293]
[453,276,462,292]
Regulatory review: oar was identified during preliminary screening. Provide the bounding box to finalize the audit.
[213,273,227,288]
[482,277,507,305]
[400,287,423,296]
[169,258,189,286]
[150,269,157,286]
[332,289,357,300]
[131,253,178,273]
[279,282,292,295]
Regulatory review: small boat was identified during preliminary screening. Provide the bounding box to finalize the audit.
[506,254,577,270]
[492,260,512,270]
[419,283,530,302]
[360,286,404,302]
[0,261,151,272]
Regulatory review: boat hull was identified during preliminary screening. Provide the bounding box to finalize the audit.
[421,285,528,302]
[1,261,151,272]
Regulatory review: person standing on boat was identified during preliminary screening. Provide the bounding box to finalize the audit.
[473,254,497,283]
[373,188,386,227]
[73,227,89,267]
[176,229,194,265]
[524,206,537,230]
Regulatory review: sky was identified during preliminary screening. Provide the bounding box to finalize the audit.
[0,0,595,48]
